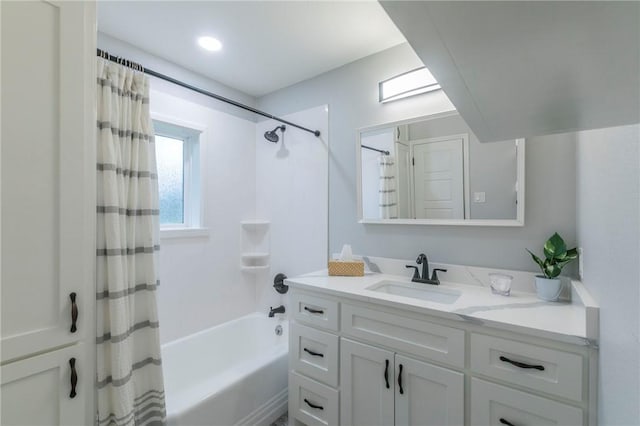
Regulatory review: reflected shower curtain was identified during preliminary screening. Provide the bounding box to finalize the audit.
[96,58,166,426]
[379,155,398,219]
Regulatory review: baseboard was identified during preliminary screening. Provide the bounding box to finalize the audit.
[236,388,288,426]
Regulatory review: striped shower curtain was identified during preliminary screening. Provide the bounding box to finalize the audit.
[379,155,398,219]
[96,58,166,425]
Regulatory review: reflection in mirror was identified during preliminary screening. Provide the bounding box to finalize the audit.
[357,112,525,225]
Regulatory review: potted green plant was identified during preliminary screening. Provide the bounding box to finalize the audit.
[527,233,578,301]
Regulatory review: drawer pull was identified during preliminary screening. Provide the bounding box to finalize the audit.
[69,358,78,398]
[499,355,545,371]
[304,398,324,410]
[304,306,324,315]
[499,418,515,426]
[384,359,390,389]
[70,292,78,333]
[398,363,404,394]
[303,348,324,358]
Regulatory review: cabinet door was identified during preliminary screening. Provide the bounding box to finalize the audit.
[1,0,95,362]
[470,378,583,426]
[340,338,394,426]
[1,344,86,426]
[395,354,464,426]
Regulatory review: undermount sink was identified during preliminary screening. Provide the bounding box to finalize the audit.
[367,280,461,304]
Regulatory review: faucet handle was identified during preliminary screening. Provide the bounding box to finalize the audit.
[405,265,420,280]
[431,268,448,281]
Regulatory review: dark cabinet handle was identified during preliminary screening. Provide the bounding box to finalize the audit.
[304,306,324,315]
[303,348,324,358]
[384,359,390,389]
[304,398,324,410]
[70,292,78,333]
[69,358,77,398]
[499,356,545,371]
[398,363,404,394]
[499,418,515,426]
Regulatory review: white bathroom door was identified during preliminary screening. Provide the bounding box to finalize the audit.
[340,338,395,426]
[395,354,464,426]
[0,0,95,362]
[412,137,464,219]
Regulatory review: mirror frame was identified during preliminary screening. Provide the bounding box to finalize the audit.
[356,111,525,227]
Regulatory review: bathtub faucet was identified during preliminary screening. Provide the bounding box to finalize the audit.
[269,305,286,317]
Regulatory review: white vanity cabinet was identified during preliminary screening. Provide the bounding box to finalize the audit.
[340,338,463,426]
[288,287,596,426]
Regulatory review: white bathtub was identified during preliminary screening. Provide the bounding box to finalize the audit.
[162,313,289,426]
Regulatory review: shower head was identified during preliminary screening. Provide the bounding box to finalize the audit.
[264,125,286,143]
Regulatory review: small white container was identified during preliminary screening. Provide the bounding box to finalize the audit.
[489,273,513,296]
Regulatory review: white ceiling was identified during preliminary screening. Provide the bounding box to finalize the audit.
[97,1,407,97]
[382,1,640,142]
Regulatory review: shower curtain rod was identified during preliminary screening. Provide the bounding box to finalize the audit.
[97,48,321,137]
[361,144,390,155]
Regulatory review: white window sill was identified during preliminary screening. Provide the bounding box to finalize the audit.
[160,227,210,240]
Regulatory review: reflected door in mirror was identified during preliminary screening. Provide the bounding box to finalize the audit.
[413,137,464,219]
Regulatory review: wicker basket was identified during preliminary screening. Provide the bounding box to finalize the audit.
[328,260,365,277]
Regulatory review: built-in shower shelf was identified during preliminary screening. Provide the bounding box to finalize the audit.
[240,265,270,273]
[240,220,270,230]
[241,220,270,273]
[242,253,270,261]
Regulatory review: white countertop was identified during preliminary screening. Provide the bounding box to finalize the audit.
[286,269,599,347]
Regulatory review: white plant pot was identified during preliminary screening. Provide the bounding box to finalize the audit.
[535,276,563,301]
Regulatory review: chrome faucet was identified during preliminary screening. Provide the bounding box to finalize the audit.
[405,253,447,285]
[269,305,286,317]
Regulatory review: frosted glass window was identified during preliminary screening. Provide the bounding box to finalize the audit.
[155,135,184,225]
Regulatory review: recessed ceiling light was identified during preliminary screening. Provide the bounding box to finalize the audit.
[197,36,222,52]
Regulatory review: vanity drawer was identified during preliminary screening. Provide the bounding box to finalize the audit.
[291,292,339,331]
[289,372,339,426]
[471,378,583,426]
[291,323,339,387]
[470,333,583,402]
[341,303,465,368]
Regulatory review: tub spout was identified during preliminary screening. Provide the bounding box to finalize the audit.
[269,305,285,318]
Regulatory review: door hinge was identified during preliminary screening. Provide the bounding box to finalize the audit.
[412,157,415,166]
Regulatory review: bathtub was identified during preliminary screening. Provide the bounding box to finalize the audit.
[162,313,289,426]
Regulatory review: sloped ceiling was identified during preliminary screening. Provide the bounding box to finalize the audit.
[381,1,640,142]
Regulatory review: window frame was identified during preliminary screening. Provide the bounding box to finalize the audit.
[152,114,208,239]
[378,66,441,103]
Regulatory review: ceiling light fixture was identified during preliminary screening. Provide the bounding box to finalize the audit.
[197,36,222,52]
[379,66,440,103]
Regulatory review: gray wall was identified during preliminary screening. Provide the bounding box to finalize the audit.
[409,114,517,220]
[576,124,640,425]
[258,43,577,271]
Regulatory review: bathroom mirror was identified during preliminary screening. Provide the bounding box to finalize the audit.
[357,111,525,226]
